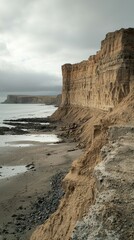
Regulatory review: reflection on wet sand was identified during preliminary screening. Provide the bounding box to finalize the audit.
[0,134,61,147]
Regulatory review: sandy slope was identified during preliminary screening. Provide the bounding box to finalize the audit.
[30,91,134,240]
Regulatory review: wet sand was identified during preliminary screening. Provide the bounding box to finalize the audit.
[0,139,82,240]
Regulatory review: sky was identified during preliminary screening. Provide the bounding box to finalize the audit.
[0,0,134,94]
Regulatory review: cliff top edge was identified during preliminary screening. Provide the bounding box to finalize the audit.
[62,27,134,68]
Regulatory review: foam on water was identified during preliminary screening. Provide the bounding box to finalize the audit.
[0,103,57,127]
[0,99,59,147]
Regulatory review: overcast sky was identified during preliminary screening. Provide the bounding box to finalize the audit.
[0,0,134,94]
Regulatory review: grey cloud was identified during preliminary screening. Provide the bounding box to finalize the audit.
[1,0,134,50]
[0,42,9,56]
[0,69,61,92]
[0,0,35,32]
[17,0,134,57]
[0,0,134,92]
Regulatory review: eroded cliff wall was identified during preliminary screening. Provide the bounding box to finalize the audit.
[61,28,134,110]
[31,28,134,240]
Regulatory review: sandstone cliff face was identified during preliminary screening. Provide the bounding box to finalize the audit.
[62,28,134,110]
[31,28,134,240]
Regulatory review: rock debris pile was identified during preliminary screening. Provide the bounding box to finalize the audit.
[0,171,66,240]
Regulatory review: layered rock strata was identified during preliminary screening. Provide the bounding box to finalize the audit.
[62,28,134,110]
[31,28,134,240]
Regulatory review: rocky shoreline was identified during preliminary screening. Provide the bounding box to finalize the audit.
[0,117,57,135]
[0,170,66,240]
[0,114,82,240]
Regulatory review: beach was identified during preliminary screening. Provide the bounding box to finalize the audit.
[0,104,82,240]
[0,128,82,240]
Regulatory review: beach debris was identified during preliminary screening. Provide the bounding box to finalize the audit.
[46,152,51,156]
[25,163,35,170]
[67,148,77,152]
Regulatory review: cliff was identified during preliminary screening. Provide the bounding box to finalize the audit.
[31,28,134,240]
[71,125,134,240]
[62,28,134,110]
[3,94,61,106]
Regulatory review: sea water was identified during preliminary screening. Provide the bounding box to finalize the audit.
[0,92,60,179]
[0,91,57,126]
[0,103,57,127]
[0,92,60,147]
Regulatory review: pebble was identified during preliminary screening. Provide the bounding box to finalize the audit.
[2,171,66,239]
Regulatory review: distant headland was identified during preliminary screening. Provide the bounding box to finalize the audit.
[3,94,61,106]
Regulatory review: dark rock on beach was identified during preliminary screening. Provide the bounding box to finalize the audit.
[0,117,58,135]
[0,126,29,135]
[1,171,66,240]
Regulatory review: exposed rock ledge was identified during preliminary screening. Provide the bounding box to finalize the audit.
[71,126,134,240]
[3,94,61,106]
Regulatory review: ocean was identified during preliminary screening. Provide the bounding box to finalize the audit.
[0,92,57,126]
[0,92,60,148]
[0,103,57,127]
